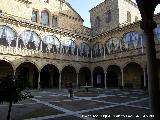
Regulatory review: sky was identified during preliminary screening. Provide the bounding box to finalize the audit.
[66,0,160,28]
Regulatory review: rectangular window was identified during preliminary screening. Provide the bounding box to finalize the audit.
[106,10,111,23]
[31,10,38,23]
[52,16,58,27]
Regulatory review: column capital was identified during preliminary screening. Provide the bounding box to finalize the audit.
[136,0,158,32]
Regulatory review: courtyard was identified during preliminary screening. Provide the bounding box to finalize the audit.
[0,89,151,120]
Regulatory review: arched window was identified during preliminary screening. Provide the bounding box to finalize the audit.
[61,38,77,55]
[52,16,58,27]
[42,36,60,53]
[19,31,40,50]
[31,10,38,23]
[93,43,103,58]
[41,10,49,26]
[105,38,120,55]
[0,26,16,47]
[44,0,49,3]
[135,16,138,22]
[127,11,131,23]
[80,42,90,57]
[122,32,143,50]
[95,16,100,29]
[106,10,111,23]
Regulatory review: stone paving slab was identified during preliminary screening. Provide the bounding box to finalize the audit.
[129,99,149,108]
[92,96,138,103]
[0,103,63,120]
[83,105,150,120]
[50,99,113,111]
[46,115,84,120]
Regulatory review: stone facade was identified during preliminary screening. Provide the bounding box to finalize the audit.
[0,0,160,89]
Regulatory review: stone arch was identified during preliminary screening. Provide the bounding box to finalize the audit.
[123,62,144,89]
[18,30,41,50]
[0,25,17,47]
[92,42,104,58]
[122,31,143,50]
[122,60,143,70]
[61,38,78,55]
[106,65,121,88]
[78,67,91,86]
[0,60,14,80]
[61,65,77,88]
[16,61,39,89]
[105,37,121,55]
[16,59,40,71]
[40,64,59,88]
[79,42,91,57]
[93,66,105,88]
[42,35,61,53]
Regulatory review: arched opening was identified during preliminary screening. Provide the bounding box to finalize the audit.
[0,60,14,80]
[92,43,104,58]
[16,62,38,89]
[61,38,77,56]
[124,62,143,89]
[42,36,61,53]
[79,42,91,57]
[78,67,91,86]
[0,26,17,47]
[19,31,40,50]
[106,65,121,88]
[61,66,77,88]
[93,66,104,88]
[40,64,59,88]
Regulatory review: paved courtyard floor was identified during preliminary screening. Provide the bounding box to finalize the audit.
[0,89,152,120]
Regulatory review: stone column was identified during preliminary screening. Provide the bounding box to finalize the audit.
[91,50,92,59]
[121,69,124,88]
[104,71,107,89]
[136,1,160,118]
[143,68,147,89]
[59,71,62,89]
[76,72,79,89]
[91,70,93,86]
[103,46,106,59]
[38,71,41,89]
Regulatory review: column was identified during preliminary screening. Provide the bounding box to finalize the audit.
[38,71,41,89]
[103,46,106,59]
[104,71,107,89]
[77,48,79,57]
[59,71,62,89]
[121,69,124,88]
[91,50,92,59]
[76,72,79,88]
[143,69,147,89]
[91,70,93,86]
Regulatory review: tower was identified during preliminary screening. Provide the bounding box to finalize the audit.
[90,0,141,36]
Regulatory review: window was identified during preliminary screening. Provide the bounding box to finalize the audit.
[31,10,38,22]
[135,16,138,22]
[52,16,58,27]
[44,0,49,3]
[95,16,100,29]
[127,11,131,23]
[41,10,49,26]
[106,10,111,23]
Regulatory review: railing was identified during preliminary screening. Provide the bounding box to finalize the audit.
[91,44,160,62]
[0,45,90,62]
[0,44,159,62]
